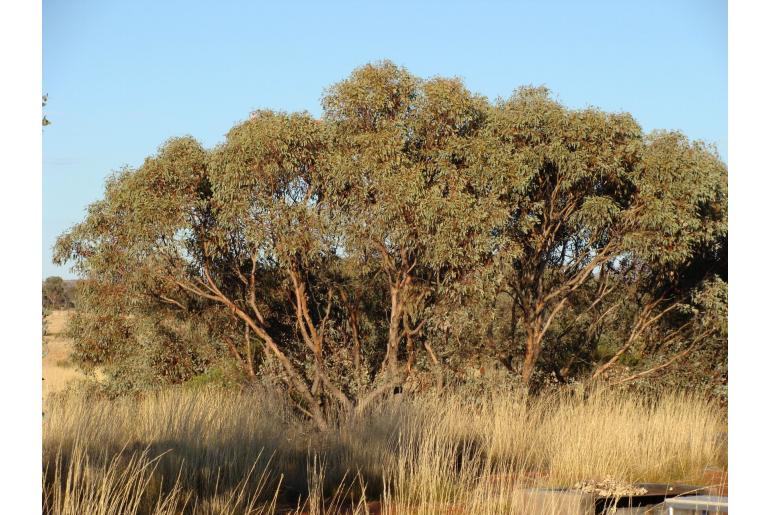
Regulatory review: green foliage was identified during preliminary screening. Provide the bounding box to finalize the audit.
[54,62,727,414]
[184,366,237,389]
[43,94,50,127]
[324,63,503,277]
[42,276,76,310]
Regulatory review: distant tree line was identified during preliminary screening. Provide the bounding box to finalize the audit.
[42,276,77,310]
[54,62,727,428]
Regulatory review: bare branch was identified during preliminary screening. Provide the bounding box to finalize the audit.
[609,331,713,387]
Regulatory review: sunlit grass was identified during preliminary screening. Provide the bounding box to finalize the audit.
[42,386,725,514]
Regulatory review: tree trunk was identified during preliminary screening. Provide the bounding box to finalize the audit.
[385,285,403,374]
[404,312,415,373]
[520,296,567,389]
[522,322,543,388]
[510,298,517,347]
[350,309,361,373]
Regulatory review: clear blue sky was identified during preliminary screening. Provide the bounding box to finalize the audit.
[43,0,726,279]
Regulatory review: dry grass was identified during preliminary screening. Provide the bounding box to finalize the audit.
[43,310,90,398]
[42,386,726,514]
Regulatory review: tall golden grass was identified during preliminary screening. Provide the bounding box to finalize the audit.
[42,386,726,514]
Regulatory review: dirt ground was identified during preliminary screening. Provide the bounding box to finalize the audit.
[43,310,85,398]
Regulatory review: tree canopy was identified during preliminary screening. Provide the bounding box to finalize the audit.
[55,62,727,426]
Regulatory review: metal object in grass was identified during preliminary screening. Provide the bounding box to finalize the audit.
[662,495,727,514]
[592,483,708,515]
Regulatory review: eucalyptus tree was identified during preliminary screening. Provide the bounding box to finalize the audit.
[485,87,727,387]
[57,123,332,425]
[58,108,412,427]
[42,276,74,310]
[204,110,354,425]
[322,62,505,389]
[54,63,728,408]
[54,137,231,388]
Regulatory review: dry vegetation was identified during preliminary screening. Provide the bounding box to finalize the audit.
[43,385,726,514]
[42,62,728,513]
[43,310,87,398]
